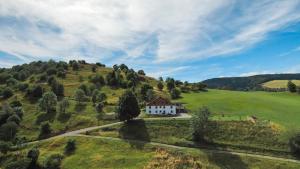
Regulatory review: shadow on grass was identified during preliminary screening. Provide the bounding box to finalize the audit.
[118,119,150,149]
[57,112,71,123]
[35,111,57,124]
[207,151,248,169]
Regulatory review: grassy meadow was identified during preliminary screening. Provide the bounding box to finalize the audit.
[178,89,300,134]
[1,136,300,169]
[262,80,300,89]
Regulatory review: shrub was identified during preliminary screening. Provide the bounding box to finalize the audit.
[170,88,181,99]
[26,85,43,99]
[18,83,29,92]
[7,114,21,125]
[190,107,211,141]
[2,87,13,99]
[10,100,22,108]
[27,147,40,167]
[290,134,300,157]
[64,139,76,154]
[5,158,31,169]
[0,122,18,141]
[44,154,64,169]
[0,141,11,154]
[39,122,52,139]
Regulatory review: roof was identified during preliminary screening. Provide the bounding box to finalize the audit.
[146,97,174,106]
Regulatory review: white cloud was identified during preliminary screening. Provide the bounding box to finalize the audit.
[147,66,190,78]
[0,0,299,66]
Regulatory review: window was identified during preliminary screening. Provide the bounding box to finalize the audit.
[170,106,173,108]
[149,110,151,113]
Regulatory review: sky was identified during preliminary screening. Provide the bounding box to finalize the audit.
[1,0,300,82]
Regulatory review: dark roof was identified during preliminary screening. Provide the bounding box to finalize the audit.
[147,97,173,106]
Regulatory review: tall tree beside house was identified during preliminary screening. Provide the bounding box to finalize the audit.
[157,81,164,91]
[287,81,297,93]
[190,107,211,141]
[117,90,140,121]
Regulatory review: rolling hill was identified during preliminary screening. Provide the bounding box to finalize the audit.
[202,73,300,90]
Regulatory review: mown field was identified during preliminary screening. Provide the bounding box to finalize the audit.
[1,136,300,169]
[262,80,300,89]
[178,89,300,135]
[89,119,290,156]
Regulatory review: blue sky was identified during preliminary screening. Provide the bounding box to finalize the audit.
[0,0,300,82]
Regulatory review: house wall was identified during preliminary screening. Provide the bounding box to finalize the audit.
[145,105,176,115]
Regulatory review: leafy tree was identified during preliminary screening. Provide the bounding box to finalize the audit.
[72,61,80,71]
[117,90,140,121]
[79,84,90,96]
[113,64,119,71]
[190,107,211,141]
[157,81,164,91]
[26,85,43,99]
[47,68,57,76]
[2,87,13,99]
[0,122,18,141]
[18,83,29,92]
[98,93,107,103]
[6,77,19,87]
[65,139,76,155]
[92,65,97,72]
[7,114,21,125]
[166,80,175,91]
[290,134,300,157]
[288,81,297,93]
[140,84,153,100]
[57,98,70,114]
[90,74,105,86]
[119,64,128,71]
[27,147,40,167]
[170,88,181,99]
[96,62,105,67]
[14,107,24,120]
[74,89,86,105]
[0,141,11,154]
[95,102,104,124]
[137,70,145,75]
[39,122,51,138]
[91,89,100,105]
[146,89,155,101]
[51,81,64,97]
[39,92,57,114]
[44,154,63,169]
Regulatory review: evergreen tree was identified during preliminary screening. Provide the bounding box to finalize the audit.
[157,81,164,91]
[117,90,140,121]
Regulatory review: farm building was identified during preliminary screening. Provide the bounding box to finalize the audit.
[145,97,184,115]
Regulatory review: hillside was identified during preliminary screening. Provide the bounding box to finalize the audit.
[0,60,168,141]
[262,80,300,89]
[202,73,300,90]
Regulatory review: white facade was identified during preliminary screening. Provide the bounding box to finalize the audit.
[146,105,176,115]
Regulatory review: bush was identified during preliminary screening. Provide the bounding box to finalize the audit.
[0,141,11,154]
[5,158,31,169]
[2,87,13,99]
[26,85,43,99]
[290,134,300,157]
[64,139,76,154]
[27,147,40,167]
[190,107,211,141]
[44,154,64,169]
[10,100,22,108]
[18,83,29,92]
[170,88,181,99]
[0,122,18,141]
[39,122,52,139]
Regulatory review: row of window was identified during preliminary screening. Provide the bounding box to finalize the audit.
[148,110,173,113]
[149,105,173,108]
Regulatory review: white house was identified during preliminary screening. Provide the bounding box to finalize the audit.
[145,97,177,115]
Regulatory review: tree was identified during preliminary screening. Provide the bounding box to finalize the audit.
[57,98,70,114]
[5,158,31,169]
[95,102,104,124]
[2,87,13,99]
[65,139,76,155]
[91,90,100,105]
[74,89,86,105]
[44,154,63,169]
[72,62,79,71]
[140,84,153,100]
[51,81,64,97]
[0,141,11,154]
[27,147,40,168]
[26,85,43,98]
[146,89,155,101]
[7,114,21,125]
[166,80,175,91]
[290,134,300,157]
[92,65,97,72]
[39,92,57,114]
[157,81,164,91]
[137,70,145,75]
[0,122,18,141]
[170,88,181,99]
[39,122,51,138]
[117,90,140,121]
[287,81,297,93]
[190,107,211,141]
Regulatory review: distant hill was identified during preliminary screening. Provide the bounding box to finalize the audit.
[262,80,300,89]
[202,73,300,91]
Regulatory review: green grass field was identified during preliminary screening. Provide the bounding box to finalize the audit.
[262,80,300,89]
[90,119,289,155]
[178,90,300,134]
[2,136,300,169]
